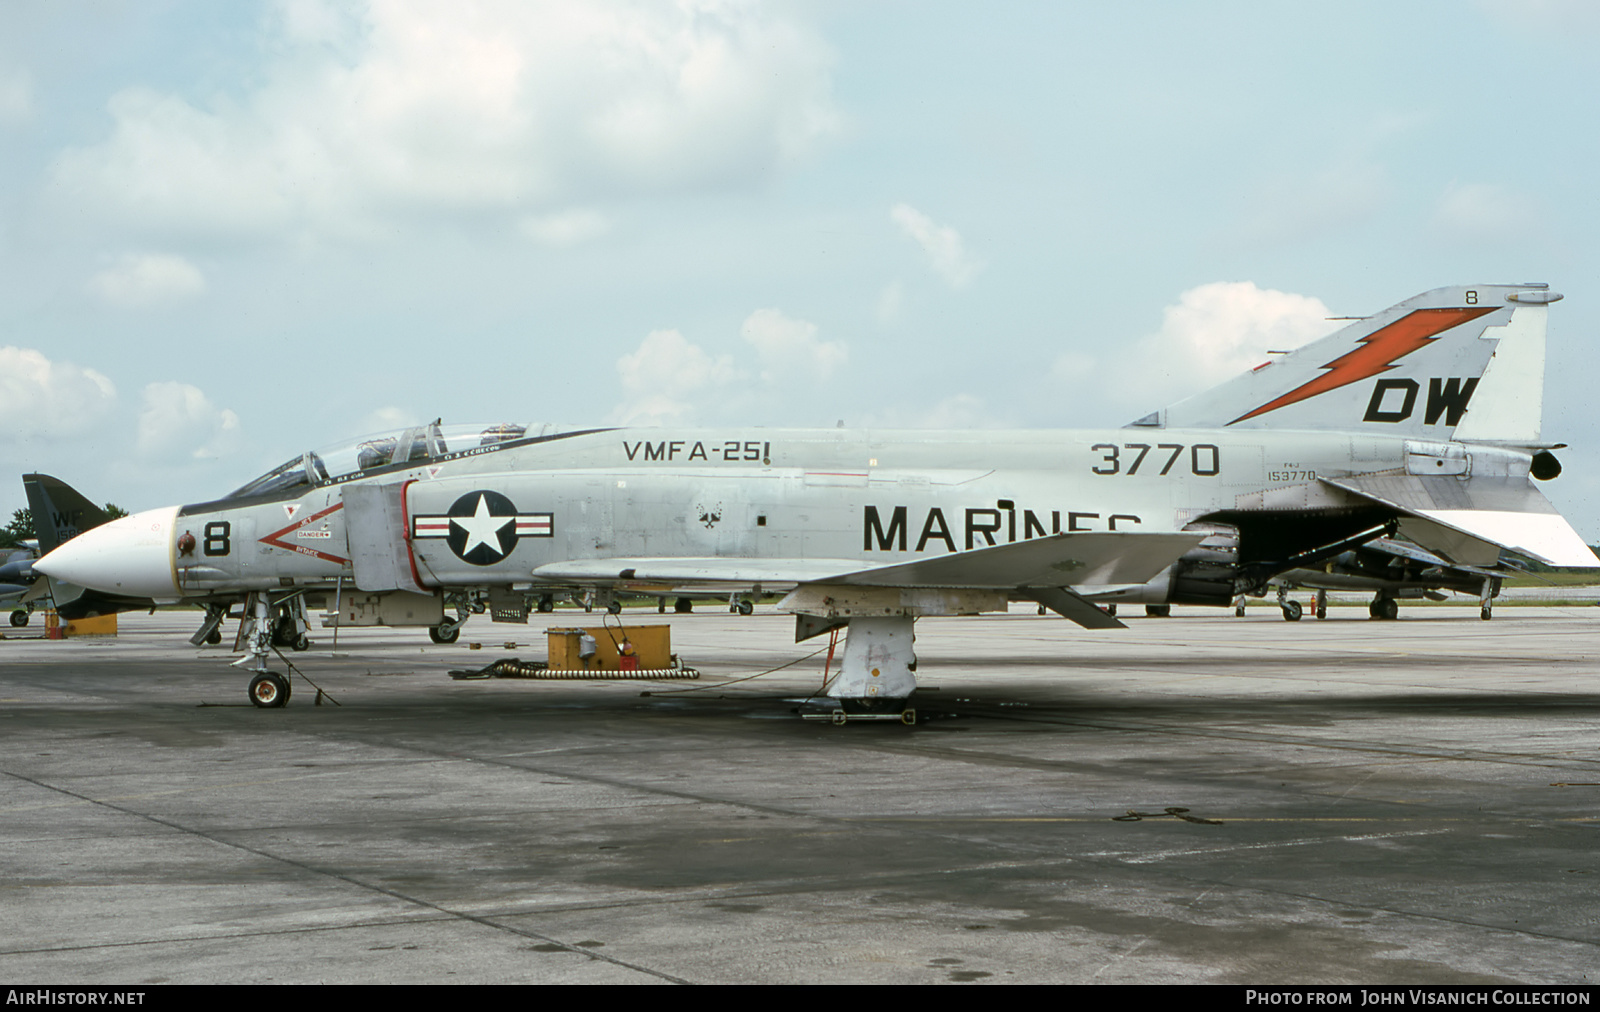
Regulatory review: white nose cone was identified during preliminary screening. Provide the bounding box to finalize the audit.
[34,506,182,600]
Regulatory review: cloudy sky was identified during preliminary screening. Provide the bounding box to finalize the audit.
[5,0,1600,537]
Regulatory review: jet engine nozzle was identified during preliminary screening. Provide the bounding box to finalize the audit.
[33,506,182,600]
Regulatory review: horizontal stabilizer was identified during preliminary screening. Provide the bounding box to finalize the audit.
[1322,474,1597,568]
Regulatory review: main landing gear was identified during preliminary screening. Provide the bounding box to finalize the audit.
[1368,593,1399,621]
[10,608,29,627]
[1277,585,1301,622]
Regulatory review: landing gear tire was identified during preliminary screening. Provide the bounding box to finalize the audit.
[607,600,622,615]
[249,672,290,708]
[1315,591,1328,621]
[291,634,310,652]
[737,599,754,616]
[1480,605,1493,621]
[675,597,693,614]
[1234,598,1247,617]
[536,596,554,613]
[10,610,28,627]
[429,624,461,645]
[1282,600,1303,622]
[205,627,222,645]
[1369,598,1399,621]
[1145,604,1170,618]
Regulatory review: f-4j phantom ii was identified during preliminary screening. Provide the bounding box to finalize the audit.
[33,283,1597,711]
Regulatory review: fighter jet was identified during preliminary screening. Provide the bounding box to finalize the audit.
[33,284,1596,713]
[2,546,39,626]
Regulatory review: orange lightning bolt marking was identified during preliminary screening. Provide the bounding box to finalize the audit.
[1229,306,1498,425]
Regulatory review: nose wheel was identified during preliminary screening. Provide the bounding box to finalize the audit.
[248,672,290,708]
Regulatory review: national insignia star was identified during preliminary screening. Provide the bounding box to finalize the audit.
[451,493,513,557]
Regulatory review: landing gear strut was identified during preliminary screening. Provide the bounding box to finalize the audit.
[236,591,305,707]
[1277,585,1301,622]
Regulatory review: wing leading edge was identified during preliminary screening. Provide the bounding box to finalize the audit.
[531,530,1204,593]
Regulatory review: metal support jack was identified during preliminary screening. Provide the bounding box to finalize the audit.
[800,615,919,725]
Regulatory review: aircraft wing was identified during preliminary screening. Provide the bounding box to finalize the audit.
[533,557,864,589]
[532,531,1203,591]
[1321,474,1597,568]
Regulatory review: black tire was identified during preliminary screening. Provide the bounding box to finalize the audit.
[1370,598,1399,621]
[1104,604,1117,617]
[737,599,754,616]
[607,600,622,615]
[292,634,310,652]
[1282,600,1303,622]
[1316,603,1327,620]
[1234,601,1247,617]
[205,627,222,645]
[1145,604,1170,618]
[10,610,28,627]
[429,624,460,644]
[249,672,290,708]
[537,596,554,613]
[675,597,693,614]
[1481,605,1492,621]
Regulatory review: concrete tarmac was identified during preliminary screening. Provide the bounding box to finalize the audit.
[2,603,1597,985]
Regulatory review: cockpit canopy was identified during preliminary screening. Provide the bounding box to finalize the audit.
[226,421,546,499]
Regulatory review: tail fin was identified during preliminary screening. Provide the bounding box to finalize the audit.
[22,474,112,554]
[1141,284,1559,443]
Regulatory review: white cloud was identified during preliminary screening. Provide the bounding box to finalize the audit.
[88,253,206,308]
[50,0,838,240]
[0,64,31,122]
[519,208,611,246]
[1432,181,1542,242]
[136,382,241,461]
[859,393,1009,430]
[610,328,739,425]
[740,308,846,383]
[0,347,117,441]
[355,406,420,435]
[1055,281,1338,414]
[890,203,981,288]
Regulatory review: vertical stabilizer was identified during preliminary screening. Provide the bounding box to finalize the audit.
[1143,285,1560,441]
[21,474,112,554]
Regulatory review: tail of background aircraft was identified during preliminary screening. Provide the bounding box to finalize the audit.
[22,474,113,555]
[1142,283,1559,445]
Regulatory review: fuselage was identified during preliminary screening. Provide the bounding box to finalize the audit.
[58,424,1426,603]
